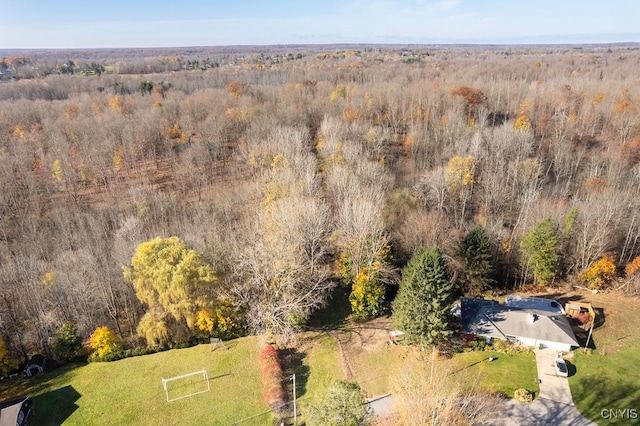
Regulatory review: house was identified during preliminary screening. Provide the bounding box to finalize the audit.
[460,297,579,352]
[0,396,32,426]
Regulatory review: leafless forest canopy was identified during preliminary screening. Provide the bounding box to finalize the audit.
[2,44,640,359]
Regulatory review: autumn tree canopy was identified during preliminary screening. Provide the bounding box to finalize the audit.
[124,236,224,345]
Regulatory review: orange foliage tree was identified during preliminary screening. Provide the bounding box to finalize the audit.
[624,255,640,277]
[450,86,487,117]
[226,81,247,99]
[579,256,616,289]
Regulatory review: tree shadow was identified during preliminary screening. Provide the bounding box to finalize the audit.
[31,385,81,425]
[571,374,640,424]
[308,284,351,330]
[279,348,310,399]
[0,363,82,402]
[451,356,496,375]
[278,348,310,426]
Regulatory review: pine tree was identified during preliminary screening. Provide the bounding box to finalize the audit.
[521,219,560,285]
[458,225,496,295]
[392,247,453,347]
[54,321,82,361]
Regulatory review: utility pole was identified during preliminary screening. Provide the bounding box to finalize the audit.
[430,345,436,384]
[583,321,594,354]
[291,374,297,426]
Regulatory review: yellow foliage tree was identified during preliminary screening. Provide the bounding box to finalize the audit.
[89,326,123,359]
[0,334,18,376]
[339,238,392,321]
[12,125,26,141]
[514,114,532,132]
[445,155,475,192]
[349,268,386,320]
[124,237,221,345]
[579,256,616,289]
[194,303,239,338]
[330,85,347,101]
[113,144,125,171]
[52,159,64,182]
[108,95,125,114]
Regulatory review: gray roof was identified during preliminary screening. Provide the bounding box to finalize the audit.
[461,298,579,347]
[0,396,29,426]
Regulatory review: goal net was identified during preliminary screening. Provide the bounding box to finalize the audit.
[162,369,210,402]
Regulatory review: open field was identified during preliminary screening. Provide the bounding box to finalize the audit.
[0,338,270,425]
[1,325,540,425]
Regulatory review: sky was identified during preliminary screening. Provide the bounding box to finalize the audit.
[1,0,639,49]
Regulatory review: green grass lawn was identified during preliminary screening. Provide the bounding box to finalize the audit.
[448,350,540,398]
[0,338,270,425]
[300,332,344,398]
[569,343,640,426]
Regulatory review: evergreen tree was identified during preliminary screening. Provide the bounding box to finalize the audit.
[521,219,560,285]
[54,321,82,361]
[392,247,453,347]
[458,225,496,295]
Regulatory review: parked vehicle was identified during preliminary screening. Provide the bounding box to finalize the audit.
[554,353,568,377]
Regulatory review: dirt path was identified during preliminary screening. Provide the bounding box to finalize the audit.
[328,330,357,380]
[327,317,393,381]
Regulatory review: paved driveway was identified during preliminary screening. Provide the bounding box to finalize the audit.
[489,348,595,426]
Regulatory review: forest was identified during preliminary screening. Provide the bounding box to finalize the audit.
[1,43,640,365]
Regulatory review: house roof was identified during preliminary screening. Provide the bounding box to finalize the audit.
[461,298,579,347]
[0,396,29,426]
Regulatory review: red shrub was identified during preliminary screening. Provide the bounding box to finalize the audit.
[259,344,286,408]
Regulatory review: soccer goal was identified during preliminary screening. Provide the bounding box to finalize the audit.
[162,369,210,402]
[210,337,228,351]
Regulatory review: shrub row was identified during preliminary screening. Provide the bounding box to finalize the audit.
[88,337,204,363]
[259,344,286,411]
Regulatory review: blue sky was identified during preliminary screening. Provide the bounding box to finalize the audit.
[1,0,639,48]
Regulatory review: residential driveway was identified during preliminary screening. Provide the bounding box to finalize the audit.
[489,348,595,426]
[366,393,394,417]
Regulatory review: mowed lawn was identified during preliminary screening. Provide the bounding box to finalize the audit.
[570,343,640,426]
[0,337,270,425]
[560,290,640,425]
[322,319,539,400]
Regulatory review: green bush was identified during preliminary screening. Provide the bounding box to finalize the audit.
[471,337,487,351]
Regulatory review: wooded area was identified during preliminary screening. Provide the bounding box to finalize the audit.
[1,44,640,363]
